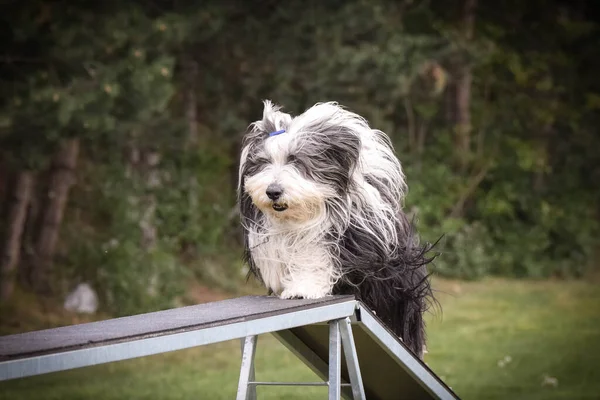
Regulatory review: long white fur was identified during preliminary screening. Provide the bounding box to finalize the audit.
[240,100,408,299]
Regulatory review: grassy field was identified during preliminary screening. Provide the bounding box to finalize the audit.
[1,278,599,400]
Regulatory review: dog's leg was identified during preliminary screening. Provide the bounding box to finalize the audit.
[280,273,333,299]
[279,243,337,300]
[280,261,335,300]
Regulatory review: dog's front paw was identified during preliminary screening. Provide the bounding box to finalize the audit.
[280,283,330,300]
[280,293,305,300]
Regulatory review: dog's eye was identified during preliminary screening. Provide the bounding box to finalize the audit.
[286,154,297,164]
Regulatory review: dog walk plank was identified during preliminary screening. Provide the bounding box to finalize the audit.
[0,295,457,400]
[0,295,355,361]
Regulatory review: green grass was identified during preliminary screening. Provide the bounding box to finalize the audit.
[1,278,599,400]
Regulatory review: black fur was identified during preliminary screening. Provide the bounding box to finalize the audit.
[332,212,437,357]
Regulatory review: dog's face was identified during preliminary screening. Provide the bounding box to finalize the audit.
[239,102,361,225]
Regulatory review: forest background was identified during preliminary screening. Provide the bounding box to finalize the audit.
[1,0,599,316]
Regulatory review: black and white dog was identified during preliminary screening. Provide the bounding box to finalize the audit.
[238,101,436,358]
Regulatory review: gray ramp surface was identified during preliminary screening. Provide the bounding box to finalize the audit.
[0,295,354,361]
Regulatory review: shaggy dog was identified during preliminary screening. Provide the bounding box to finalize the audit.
[237,101,436,358]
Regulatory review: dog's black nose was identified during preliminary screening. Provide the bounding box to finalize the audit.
[266,183,283,201]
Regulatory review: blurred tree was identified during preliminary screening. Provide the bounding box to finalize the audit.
[0,171,33,300]
[0,0,180,300]
[34,138,79,293]
[1,0,598,310]
[453,0,476,175]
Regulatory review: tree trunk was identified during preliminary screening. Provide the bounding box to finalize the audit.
[454,0,477,172]
[32,138,80,293]
[416,120,428,171]
[1,170,34,300]
[182,54,201,257]
[455,69,472,167]
[444,82,457,125]
[448,163,491,219]
[404,97,417,154]
[533,123,552,193]
[140,150,160,251]
[184,56,199,149]
[0,157,8,210]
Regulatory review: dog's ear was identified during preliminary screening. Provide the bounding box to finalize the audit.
[328,130,360,170]
[321,128,361,191]
[260,100,293,134]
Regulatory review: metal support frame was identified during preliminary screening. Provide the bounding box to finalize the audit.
[329,319,342,399]
[236,317,366,400]
[340,317,367,400]
[237,336,258,400]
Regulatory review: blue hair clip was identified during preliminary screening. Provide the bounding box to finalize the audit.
[269,129,286,137]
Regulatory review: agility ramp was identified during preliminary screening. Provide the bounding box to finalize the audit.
[0,295,458,399]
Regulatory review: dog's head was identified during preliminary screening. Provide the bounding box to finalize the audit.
[238,101,363,225]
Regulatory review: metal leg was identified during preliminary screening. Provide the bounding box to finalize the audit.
[340,317,366,400]
[328,320,342,400]
[236,335,257,400]
[236,320,360,400]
